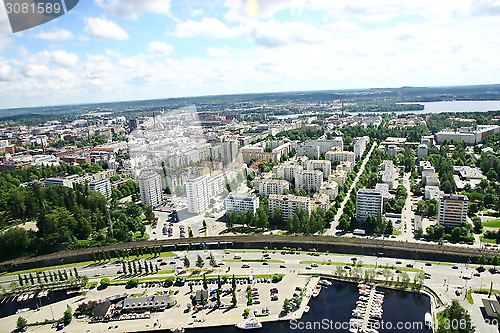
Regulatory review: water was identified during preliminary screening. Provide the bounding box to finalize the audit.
[400,100,500,114]
[0,291,79,319]
[184,281,430,333]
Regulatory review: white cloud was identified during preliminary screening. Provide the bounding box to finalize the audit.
[95,0,170,20]
[149,41,174,56]
[22,64,51,78]
[0,58,16,81]
[39,50,79,68]
[84,17,129,40]
[206,46,232,57]
[35,28,74,41]
[170,17,241,39]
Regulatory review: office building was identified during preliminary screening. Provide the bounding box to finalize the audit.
[438,194,468,228]
[356,188,383,223]
[139,171,163,207]
[269,194,311,222]
[436,125,500,145]
[225,193,259,215]
[88,179,112,198]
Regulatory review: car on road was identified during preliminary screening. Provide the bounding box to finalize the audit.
[406,264,413,268]
[94,273,101,277]
[395,270,401,273]
[452,265,459,269]
[311,263,318,267]
[305,266,312,270]
[241,264,250,268]
[425,262,432,266]
[270,288,278,294]
[473,273,480,277]
[225,251,230,254]
[116,270,123,274]
[279,265,286,268]
[344,266,351,270]
[390,235,396,238]
[262,262,268,265]
[396,261,402,264]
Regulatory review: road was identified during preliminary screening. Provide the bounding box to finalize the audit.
[327,142,378,234]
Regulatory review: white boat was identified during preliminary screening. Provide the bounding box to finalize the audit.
[236,319,262,330]
[22,294,29,301]
[425,312,432,328]
[312,286,321,297]
[319,280,332,286]
[304,306,310,313]
[16,308,30,314]
[28,293,34,300]
[16,295,24,302]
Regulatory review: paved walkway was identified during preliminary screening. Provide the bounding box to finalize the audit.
[326,142,377,235]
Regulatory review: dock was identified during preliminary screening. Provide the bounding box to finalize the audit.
[360,288,377,331]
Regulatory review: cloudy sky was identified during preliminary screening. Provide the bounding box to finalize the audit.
[1,0,500,109]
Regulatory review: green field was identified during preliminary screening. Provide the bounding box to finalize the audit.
[482,219,500,228]
[482,238,498,244]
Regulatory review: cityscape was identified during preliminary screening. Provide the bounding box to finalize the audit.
[1,1,500,333]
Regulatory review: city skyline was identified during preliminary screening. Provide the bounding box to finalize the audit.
[0,0,500,109]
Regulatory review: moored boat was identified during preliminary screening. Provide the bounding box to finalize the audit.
[236,319,262,330]
[304,306,310,313]
[312,286,321,297]
[425,312,432,328]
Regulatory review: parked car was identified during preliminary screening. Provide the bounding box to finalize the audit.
[241,264,250,268]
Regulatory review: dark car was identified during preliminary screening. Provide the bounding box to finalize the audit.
[396,261,402,264]
[406,264,413,268]
[395,270,402,273]
[425,262,432,266]
[452,265,459,269]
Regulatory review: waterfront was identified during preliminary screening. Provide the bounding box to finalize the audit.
[397,100,500,114]
[185,281,430,333]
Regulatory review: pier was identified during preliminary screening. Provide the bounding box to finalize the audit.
[361,288,377,332]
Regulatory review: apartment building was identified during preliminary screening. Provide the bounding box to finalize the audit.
[258,179,290,197]
[139,171,163,207]
[225,193,259,215]
[379,160,396,189]
[356,188,383,223]
[295,169,323,192]
[88,179,112,198]
[221,140,238,165]
[325,150,356,164]
[336,161,354,175]
[329,170,347,186]
[186,176,208,214]
[354,136,370,159]
[273,162,303,182]
[269,194,311,222]
[319,181,339,200]
[417,144,428,159]
[296,145,320,159]
[305,138,343,153]
[306,160,332,179]
[438,194,469,228]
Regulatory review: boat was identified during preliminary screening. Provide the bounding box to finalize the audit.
[16,308,30,314]
[312,286,321,298]
[425,312,432,328]
[16,295,23,302]
[28,293,34,300]
[170,327,185,333]
[318,280,332,286]
[236,319,262,330]
[304,306,310,313]
[22,294,29,301]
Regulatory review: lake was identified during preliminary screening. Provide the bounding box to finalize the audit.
[401,100,500,114]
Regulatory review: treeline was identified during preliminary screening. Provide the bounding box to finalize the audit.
[0,182,154,261]
[284,208,329,234]
[276,129,322,141]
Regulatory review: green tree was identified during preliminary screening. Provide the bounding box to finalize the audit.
[490,256,500,270]
[144,205,155,223]
[232,289,237,306]
[477,255,487,267]
[63,305,73,325]
[437,300,475,333]
[209,253,217,267]
[282,298,292,313]
[203,274,208,290]
[196,255,204,269]
[17,316,27,330]
[100,278,110,288]
[183,256,190,269]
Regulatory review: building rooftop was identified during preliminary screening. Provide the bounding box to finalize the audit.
[269,194,310,202]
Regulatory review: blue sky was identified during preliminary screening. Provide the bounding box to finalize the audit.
[1,0,500,109]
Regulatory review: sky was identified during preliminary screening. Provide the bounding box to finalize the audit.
[1,0,500,109]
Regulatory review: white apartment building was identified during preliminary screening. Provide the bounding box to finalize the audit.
[325,150,356,164]
[295,170,323,192]
[273,163,303,182]
[139,171,163,207]
[356,188,383,223]
[44,178,73,188]
[438,194,469,228]
[88,179,112,198]
[354,136,370,159]
[258,179,290,197]
[336,161,353,175]
[329,170,347,186]
[306,160,332,179]
[379,160,396,189]
[187,171,237,214]
[225,193,259,215]
[186,176,208,214]
[319,181,339,200]
[221,140,238,165]
[305,138,343,153]
[296,145,320,159]
[417,144,428,159]
[269,194,311,222]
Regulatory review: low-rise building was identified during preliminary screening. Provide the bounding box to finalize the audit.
[424,185,444,201]
[417,144,428,159]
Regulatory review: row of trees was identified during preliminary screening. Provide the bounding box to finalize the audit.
[120,260,159,275]
[17,267,80,287]
[285,208,328,234]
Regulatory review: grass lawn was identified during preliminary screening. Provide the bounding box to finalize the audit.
[393,231,401,236]
[482,238,497,244]
[482,219,500,228]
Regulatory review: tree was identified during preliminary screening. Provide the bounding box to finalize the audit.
[144,205,155,223]
[100,278,110,288]
[203,220,207,230]
[188,227,193,238]
[183,256,190,269]
[63,305,73,325]
[216,288,221,307]
[282,298,292,313]
[196,255,204,269]
[437,300,475,333]
[491,256,500,270]
[231,289,237,306]
[203,274,208,290]
[273,206,283,225]
[17,316,27,330]
[209,253,217,267]
[477,255,487,267]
